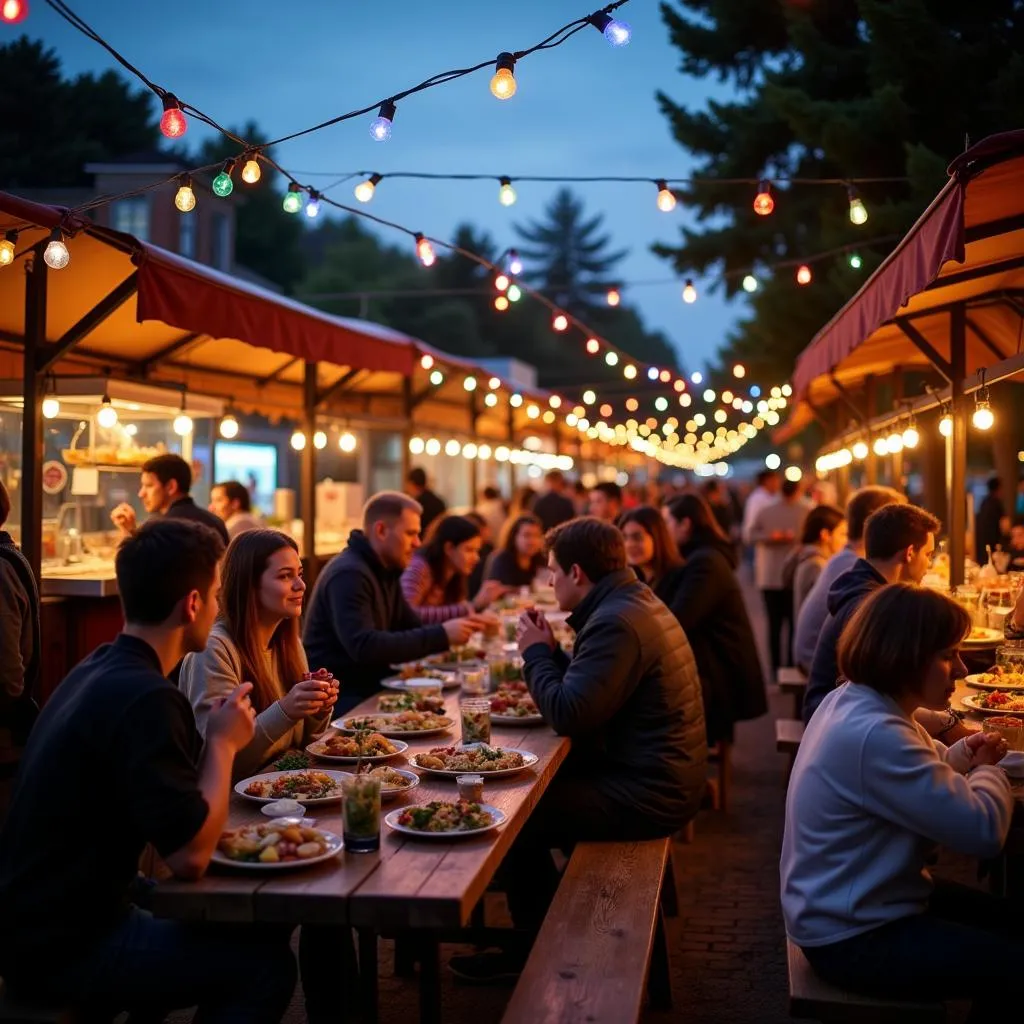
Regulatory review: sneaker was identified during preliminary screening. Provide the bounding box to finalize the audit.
[448,949,526,985]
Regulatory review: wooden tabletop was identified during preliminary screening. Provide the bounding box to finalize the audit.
[152,690,571,931]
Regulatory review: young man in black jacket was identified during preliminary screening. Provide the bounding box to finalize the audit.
[303,491,482,713]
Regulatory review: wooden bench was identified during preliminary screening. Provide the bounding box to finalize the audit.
[777,667,807,719]
[787,939,947,1023]
[501,838,673,1023]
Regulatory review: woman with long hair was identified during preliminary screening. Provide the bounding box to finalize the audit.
[782,584,1017,1016]
[783,504,847,622]
[619,506,683,593]
[662,492,767,743]
[180,529,337,780]
[400,514,507,624]
[485,513,547,588]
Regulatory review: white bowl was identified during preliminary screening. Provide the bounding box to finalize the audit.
[260,799,307,818]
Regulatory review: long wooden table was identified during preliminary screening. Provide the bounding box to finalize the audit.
[152,690,571,1022]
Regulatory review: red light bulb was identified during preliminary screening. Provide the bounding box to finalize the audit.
[796,264,812,285]
[753,179,774,216]
[1,0,28,23]
[415,234,436,267]
[159,95,187,139]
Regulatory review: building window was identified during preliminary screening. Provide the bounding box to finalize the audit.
[178,214,196,259]
[211,213,231,271]
[111,197,149,240]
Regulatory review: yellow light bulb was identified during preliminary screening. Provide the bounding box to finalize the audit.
[173,413,193,437]
[498,180,517,206]
[219,415,239,439]
[42,397,60,419]
[354,179,376,203]
[290,430,306,451]
[241,159,261,184]
[0,238,14,266]
[939,415,953,437]
[490,66,517,100]
[902,426,919,449]
[972,403,994,430]
[175,184,196,213]
[657,188,676,212]
[313,431,327,450]
[339,431,357,453]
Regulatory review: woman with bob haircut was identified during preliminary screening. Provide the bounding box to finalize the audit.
[781,583,1020,1015]
[484,513,548,589]
[180,529,337,781]
[619,505,683,594]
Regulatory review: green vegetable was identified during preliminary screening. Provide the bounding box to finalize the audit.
[274,751,312,771]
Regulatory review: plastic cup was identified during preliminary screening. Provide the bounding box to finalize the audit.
[461,698,492,745]
[342,775,381,853]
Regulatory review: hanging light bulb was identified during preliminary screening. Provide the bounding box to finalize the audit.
[429,369,444,386]
[606,288,621,307]
[507,283,522,302]
[484,392,499,407]
[42,397,60,419]
[885,431,903,453]
[313,430,327,450]
[796,264,812,285]
[852,440,869,460]
[588,10,631,45]
[742,274,758,293]
[282,183,303,214]
[304,192,321,219]
[339,431,358,453]
[848,185,868,225]
[508,249,523,275]
[219,415,239,439]
[753,179,774,216]
[973,400,994,430]
[174,176,196,213]
[585,338,600,355]
[655,180,676,212]
[415,234,436,267]
[682,279,697,304]
[494,273,510,292]
[0,230,16,266]
[173,412,193,436]
[241,156,261,184]
[849,252,863,270]
[425,438,441,456]
[490,53,517,99]
[498,177,517,206]
[97,394,118,429]
[552,312,569,332]
[409,437,425,455]
[354,173,382,203]
[510,393,524,408]
[1,0,29,23]
[159,94,187,138]
[605,351,619,367]
[939,414,953,437]
[420,354,435,370]
[873,437,888,456]
[43,230,70,270]
[212,161,235,198]
[494,295,510,312]
[369,100,397,142]
[902,421,919,448]
[463,375,478,392]
[290,430,306,451]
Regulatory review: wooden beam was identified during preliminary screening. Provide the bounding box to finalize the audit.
[301,362,319,582]
[923,253,1024,293]
[255,355,301,389]
[828,373,866,423]
[964,212,1024,245]
[135,331,203,376]
[316,368,364,407]
[20,247,48,581]
[966,317,1008,362]
[948,305,968,588]
[893,318,953,381]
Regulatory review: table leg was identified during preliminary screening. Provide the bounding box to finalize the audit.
[394,932,417,977]
[418,933,442,1024]
[647,907,673,1010]
[357,928,379,1024]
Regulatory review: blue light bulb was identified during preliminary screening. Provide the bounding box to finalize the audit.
[603,18,631,46]
[369,115,392,142]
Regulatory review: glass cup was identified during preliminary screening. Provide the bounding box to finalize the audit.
[954,586,982,626]
[342,775,381,853]
[460,698,492,746]
[460,666,490,695]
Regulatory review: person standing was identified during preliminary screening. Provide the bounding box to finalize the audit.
[975,476,1009,564]
[740,469,781,549]
[532,470,576,533]
[110,453,229,545]
[208,480,261,539]
[405,468,446,535]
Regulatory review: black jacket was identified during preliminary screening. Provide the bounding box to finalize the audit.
[522,569,708,833]
[165,496,229,546]
[803,558,888,723]
[303,531,449,712]
[531,491,576,534]
[656,536,767,744]
[417,489,446,535]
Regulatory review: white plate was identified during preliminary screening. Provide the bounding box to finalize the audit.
[962,628,1004,645]
[306,735,409,763]
[384,802,506,839]
[960,694,1024,715]
[381,674,460,692]
[966,673,1024,691]
[334,714,454,739]
[409,747,540,779]
[362,768,421,802]
[490,712,546,726]
[234,769,352,805]
[211,830,344,870]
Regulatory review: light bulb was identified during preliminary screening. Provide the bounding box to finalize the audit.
[624,364,637,379]
[370,100,397,142]
[0,233,15,266]
[510,393,523,408]
[484,393,498,407]
[549,395,562,409]
[43,235,70,270]
[241,158,261,184]
[478,444,492,460]
[582,390,596,405]
[852,441,869,460]
[305,194,320,219]
[125,424,138,436]
[420,354,435,370]
[796,264,812,285]
[339,431,357,453]
[354,173,382,203]
[494,295,510,312]
[848,187,868,225]
[682,280,698,304]
[283,184,303,214]
[849,252,863,270]
[219,415,239,439]
[873,437,888,456]
[290,430,306,451]
[605,351,619,367]
[159,95,187,139]
[409,437,425,455]
[429,370,444,386]
[415,234,435,267]
[586,338,600,355]
[753,180,774,216]
[606,288,621,306]
[602,16,630,45]
[733,364,746,378]
[212,164,234,198]
[655,180,676,212]
[445,439,461,457]
[507,283,521,302]
[42,397,60,419]
[498,178,517,206]
[463,443,478,459]
[703,389,716,402]
[1,0,28,23]
[552,312,568,332]
[175,179,196,213]
[765,454,781,470]
[742,274,758,293]
[885,432,903,453]
[490,53,517,99]
[508,250,523,275]
[973,402,994,430]
[313,430,327,450]
[463,376,477,392]
[494,274,510,292]
[425,438,441,456]
[902,426,919,448]
[97,400,118,429]
[939,414,953,437]
[173,413,193,437]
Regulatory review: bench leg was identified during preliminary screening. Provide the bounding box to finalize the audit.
[647,907,673,1011]
[357,927,379,1024]
[661,855,680,919]
[418,934,442,1024]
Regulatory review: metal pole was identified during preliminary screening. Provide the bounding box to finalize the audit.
[302,361,319,583]
[401,376,413,484]
[20,249,48,581]
[468,389,479,504]
[948,305,967,587]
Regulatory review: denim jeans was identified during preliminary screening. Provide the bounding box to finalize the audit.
[803,879,1024,1021]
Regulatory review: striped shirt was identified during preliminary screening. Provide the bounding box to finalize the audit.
[400,555,472,624]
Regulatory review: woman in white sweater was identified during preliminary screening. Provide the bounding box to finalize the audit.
[181,529,336,780]
[781,583,1021,1016]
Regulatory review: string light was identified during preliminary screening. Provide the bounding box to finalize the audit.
[463,375,478,392]
[655,180,676,212]
[873,437,888,456]
[510,393,523,408]
[902,419,919,448]
[605,351,619,367]
[885,431,903,453]
[742,274,758,293]
[490,53,517,99]
[682,279,697,304]
[425,438,441,456]
[370,100,397,142]
[415,234,436,267]
[507,283,522,302]
[498,177,517,206]
[494,273,510,291]
[494,295,510,311]
[939,414,953,437]
[1,0,28,23]
[588,10,631,45]
[849,252,862,269]
[508,249,524,275]
[354,174,382,203]
[313,430,327,450]
[484,392,499,407]
[304,192,321,219]
[753,179,774,216]
[290,430,306,451]
[429,369,444,386]
[606,288,620,306]
[586,338,600,355]
[212,161,234,198]
[282,183,303,214]
[420,354,435,370]
[0,230,16,267]
[42,230,70,270]
[219,415,239,439]
[848,185,868,225]
[796,264,812,285]
[42,397,60,419]
[174,176,196,213]
[159,94,187,139]
[973,370,994,430]
[339,431,358,453]
[552,312,569,332]
[241,157,261,184]
[97,394,118,429]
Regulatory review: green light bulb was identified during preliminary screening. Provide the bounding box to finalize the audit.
[212,171,234,198]
[849,253,862,269]
[282,188,302,214]
[507,284,522,302]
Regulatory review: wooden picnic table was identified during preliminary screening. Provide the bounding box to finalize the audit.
[152,688,571,1023]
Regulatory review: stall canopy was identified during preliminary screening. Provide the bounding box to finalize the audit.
[781,130,1024,440]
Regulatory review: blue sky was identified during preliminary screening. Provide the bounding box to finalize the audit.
[20,0,743,373]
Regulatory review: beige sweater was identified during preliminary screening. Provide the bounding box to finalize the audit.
[179,622,331,780]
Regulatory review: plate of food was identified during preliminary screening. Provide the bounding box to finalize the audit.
[961,691,1024,714]
[235,769,351,805]
[409,743,539,778]
[962,626,1004,646]
[213,821,343,869]
[377,692,447,714]
[966,670,1024,691]
[335,712,454,738]
[381,669,459,691]
[384,800,506,838]
[489,683,544,725]
[306,731,409,763]
[355,765,421,801]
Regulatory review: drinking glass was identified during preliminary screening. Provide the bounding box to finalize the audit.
[342,775,381,853]
[460,698,492,745]
[460,665,490,695]
[954,586,982,626]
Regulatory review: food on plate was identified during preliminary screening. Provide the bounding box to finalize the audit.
[490,681,539,718]
[344,711,452,733]
[378,692,446,714]
[396,800,495,833]
[397,665,451,682]
[414,743,526,772]
[974,670,1024,689]
[244,771,343,800]
[971,691,1024,712]
[272,750,314,771]
[218,822,333,863]
[967,627,999,641]
[358,765,415,790]
[490,659,524,685]
[314,732,398,757]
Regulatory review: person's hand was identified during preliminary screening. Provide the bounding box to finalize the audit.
[110,503,137,534]
[304,668,339,713]
[281,677,334,720]
[206,682,257,752]
[964,729,1010,767]
[516,608,555,654]
[473,579,512,612]
[443,617,478,647]
[1011,585,1024,632]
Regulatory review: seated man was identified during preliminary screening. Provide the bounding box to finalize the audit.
[452,517,707,982]
[208,479,261,539]
[303,491,482,714]
[0,519,296,1021]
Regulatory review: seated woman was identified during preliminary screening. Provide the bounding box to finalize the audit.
[180,529,337,781]
[400,514,507,624]
[485,513,547,588]
[662,493,767,744]
[781,583,1019,1018]
[784,503,846,624]
[620,505,683,595]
